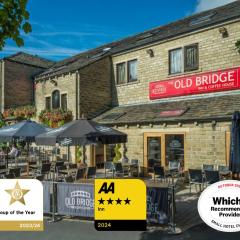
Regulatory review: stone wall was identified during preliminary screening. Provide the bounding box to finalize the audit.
[112,20,240,106]
[79,57,112,118]
[114,121,230,170]
[35,72,77,117]
[4,60,45,109]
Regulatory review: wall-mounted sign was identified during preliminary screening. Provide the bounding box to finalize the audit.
[159,109,188,117]
[149,67,240,100]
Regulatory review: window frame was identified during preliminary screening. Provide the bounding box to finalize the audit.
[116,62,127,85]
[184,43,199,72]
[116,59,138,85]
[169,43,199,75]
[127,59,138,83]
[45,96,51,110]
[169,47,183,75]
[61,93,68,111]
[52,90,60,109]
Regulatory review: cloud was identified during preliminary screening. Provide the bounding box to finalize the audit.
[0,45,83,60]
[0,22,124,60]
[195,0,236,12]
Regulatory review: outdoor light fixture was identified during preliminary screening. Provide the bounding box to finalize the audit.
[146,49,154,57]
[219,27,228,38]
[50,79,57,86]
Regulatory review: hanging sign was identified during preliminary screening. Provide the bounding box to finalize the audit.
[149,67,240,100]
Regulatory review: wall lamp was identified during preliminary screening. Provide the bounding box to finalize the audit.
[219,27,228,38]
[50,79,57,86]
[146,49,154,57]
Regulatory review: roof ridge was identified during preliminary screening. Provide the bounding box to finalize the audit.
[36,0,240,78]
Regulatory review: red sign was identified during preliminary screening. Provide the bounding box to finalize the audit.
[159,109,187,117]
[149,67,240,100]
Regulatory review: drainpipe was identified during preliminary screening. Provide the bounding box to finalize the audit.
[75,70,80,120]
[1,60,4,113]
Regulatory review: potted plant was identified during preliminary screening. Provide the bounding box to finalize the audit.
[76,146,83,167]
[113,144,122,163]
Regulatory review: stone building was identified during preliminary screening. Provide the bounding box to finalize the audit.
[35,1,240,169]
[95,1,240,170]
[0,52,54,112]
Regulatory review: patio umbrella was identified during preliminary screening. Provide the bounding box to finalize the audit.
[35,119,127,146]
[229,111,240,175]
[0,120,51,142]
[0,120,51,169]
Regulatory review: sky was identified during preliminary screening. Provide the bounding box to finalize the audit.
[0,0,237,61]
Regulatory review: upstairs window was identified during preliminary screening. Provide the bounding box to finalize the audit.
[169,43,199,75]
[128,59,138,82]
[116,59,138,85]
[117,62,126,84]
[61,93,67,111]
[169,48,182,74]
[45,96,51,110]
[52,90,60,109]
[184,44,199,72]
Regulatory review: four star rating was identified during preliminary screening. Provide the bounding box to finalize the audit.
[98,197,131,205]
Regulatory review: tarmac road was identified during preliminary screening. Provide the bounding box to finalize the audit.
[1,220,240,240]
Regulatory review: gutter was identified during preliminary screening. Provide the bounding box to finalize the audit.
[97,115,233,126]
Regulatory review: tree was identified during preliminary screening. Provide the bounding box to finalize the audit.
[236,40,240,54]
[0,0,31,50]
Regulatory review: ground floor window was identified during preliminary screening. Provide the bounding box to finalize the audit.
[144,133,185,171]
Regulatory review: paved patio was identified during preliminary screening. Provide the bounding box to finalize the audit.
[174,184,202,232]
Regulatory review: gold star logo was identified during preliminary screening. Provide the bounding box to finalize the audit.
[5,181,30,205]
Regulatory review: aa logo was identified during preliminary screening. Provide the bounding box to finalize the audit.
[98,182,115,194]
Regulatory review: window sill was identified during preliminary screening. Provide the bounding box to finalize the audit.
[167,69,202,79]
[116,80,139,87]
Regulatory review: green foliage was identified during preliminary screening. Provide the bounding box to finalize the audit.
[0,0,32,49]
[76,146,82,163]
[38,109,73,128]
[113,144,122,163]
[0,118,5,128]
[3,105,36,120]
[236,40,240,54]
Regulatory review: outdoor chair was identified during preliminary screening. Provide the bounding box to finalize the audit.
[57,165,68,181]
[54,161,64,171]
[104,162,115,178]
[8,167,21,178]
[202,164,214,172]
[114,163,128,178]
[131,159,139,165]
[69,163,77,169]
[86,166,97,179]
[34,163,51,180]
[218,165,231,179]
[64,175,74,183]
[4,173,15,179]
[35,175,44,181]
[188,169,204,193]
[205,170,220,186]
[153,165,165,181]
[121,157,129,164]
[130,159,139,177]
[75,168,86,181]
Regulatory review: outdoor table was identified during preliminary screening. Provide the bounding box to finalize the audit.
[0,169,8,178]
[58,168,80,176]
[29,164,41,169]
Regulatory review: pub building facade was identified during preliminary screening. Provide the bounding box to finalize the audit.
[35,1,240,170]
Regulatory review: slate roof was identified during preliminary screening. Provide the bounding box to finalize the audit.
[36,1,240,79]
[4,52,54,69]
[94,94,240,125]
